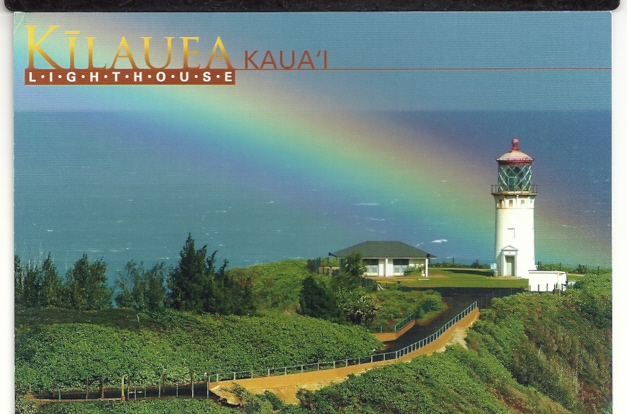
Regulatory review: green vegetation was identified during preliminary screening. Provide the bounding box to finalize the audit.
[168,234,254,315]
[298,275,338,320]
[299,346,570,413]
[15,309,382,392]
[430,260,490,269]
[469,273,612,413]
[536,262,611,275]
[229,260,312,314]
[374,268,528,288]
[37,399,233,414]
[15,234,255,317]
[17,243,611,413]
[15,253,111,311]
[298,273,612,414]
[233,254,387,330]
[370,289,445,330]
[115,261,168,312]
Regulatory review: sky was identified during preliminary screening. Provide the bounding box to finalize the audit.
[13,12,612,274]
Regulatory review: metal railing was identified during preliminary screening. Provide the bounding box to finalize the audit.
[31,301,478,401]
[206,301,478,384]
[370,308,422,333]
[491,184,538,194]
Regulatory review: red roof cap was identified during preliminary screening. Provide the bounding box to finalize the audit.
[496,138,534,164]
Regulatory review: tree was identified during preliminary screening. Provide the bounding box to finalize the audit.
[114,261,136,309]
[168,234,255,315]
[332,252,370,292]
[115,261,167,311]
[336,288,379,328]
[22,260,42,308]
[144,262,168,311]
[14,255,25,307]
[168,234,215,313]
[39,253,63,308]
[64,254,111,311]
[14,253,63,309]
[299,275,338,320]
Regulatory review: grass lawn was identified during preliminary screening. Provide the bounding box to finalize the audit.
[372,268,528,288]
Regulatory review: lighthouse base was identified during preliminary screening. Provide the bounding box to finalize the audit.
[526,271,567,292]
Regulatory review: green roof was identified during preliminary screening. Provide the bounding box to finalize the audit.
[331,241,435,259]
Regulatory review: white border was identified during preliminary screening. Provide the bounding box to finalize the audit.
[612,4,625,412]
[1,7,622,412]
[1,6,13,413]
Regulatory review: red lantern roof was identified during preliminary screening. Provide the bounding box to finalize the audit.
[496,138,534,165]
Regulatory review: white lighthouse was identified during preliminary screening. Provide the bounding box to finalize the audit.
[492,138,537,277]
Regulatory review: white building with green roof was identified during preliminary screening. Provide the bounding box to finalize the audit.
[331,241,435,277]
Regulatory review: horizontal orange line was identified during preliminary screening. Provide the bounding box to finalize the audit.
[237,67,610,71]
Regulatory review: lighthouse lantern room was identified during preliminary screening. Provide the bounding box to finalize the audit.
[492,138,537,278]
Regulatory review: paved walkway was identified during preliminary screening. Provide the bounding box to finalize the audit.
[211,307,479,404]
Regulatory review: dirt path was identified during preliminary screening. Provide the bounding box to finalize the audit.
[211,307,480,405]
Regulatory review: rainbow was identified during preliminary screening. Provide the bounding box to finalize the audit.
[13,13,611,267]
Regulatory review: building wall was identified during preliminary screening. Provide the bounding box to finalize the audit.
[494,194,536,277]
[364,258,427,277]
[527,271,567,292]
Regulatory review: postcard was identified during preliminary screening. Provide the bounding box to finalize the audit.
[12,11,613,413]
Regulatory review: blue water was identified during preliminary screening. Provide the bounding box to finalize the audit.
[14,110,611,282]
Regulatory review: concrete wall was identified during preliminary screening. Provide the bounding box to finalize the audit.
[526,271,567,292]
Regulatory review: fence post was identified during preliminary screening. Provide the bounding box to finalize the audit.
[176,383,178,397]
[121,375,125,402]
[86,377,89,400]
[101,377,104,399]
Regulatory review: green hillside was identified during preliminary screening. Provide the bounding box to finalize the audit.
[15,309,382,392]
[298,273,611,414]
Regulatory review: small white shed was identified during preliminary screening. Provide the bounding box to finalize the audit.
[331,241,435,277]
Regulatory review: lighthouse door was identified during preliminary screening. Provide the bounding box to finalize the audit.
[505,256,515,276]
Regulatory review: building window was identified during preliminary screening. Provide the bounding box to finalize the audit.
[364,259,378,275]
[393,259,409,275]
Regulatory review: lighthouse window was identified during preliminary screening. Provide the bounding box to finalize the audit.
[521,200,524,205]
[498,165,532,191]
[509,200,513,207]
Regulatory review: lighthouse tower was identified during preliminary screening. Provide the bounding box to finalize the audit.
[492,138,537,277]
